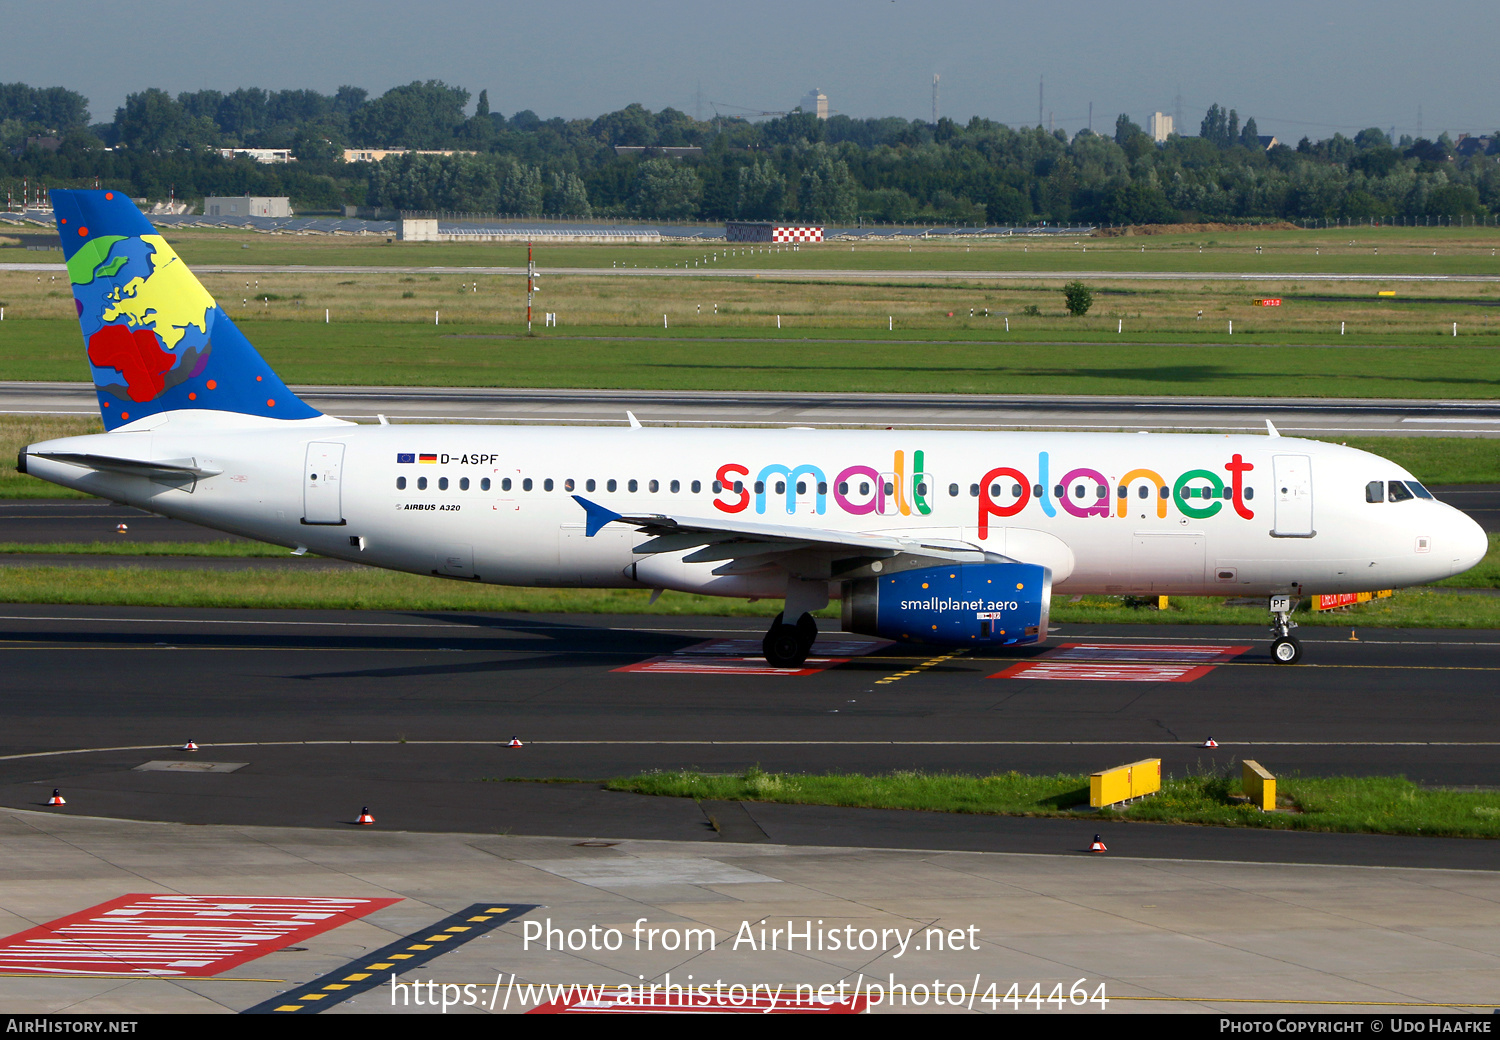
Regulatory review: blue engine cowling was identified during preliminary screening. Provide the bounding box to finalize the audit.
[841,562,1051,647]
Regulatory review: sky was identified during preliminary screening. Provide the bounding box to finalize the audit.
[22,0,1500,142]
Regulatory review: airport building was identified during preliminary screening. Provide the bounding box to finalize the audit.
[725,221,824,243]
[202,196,292,218]
[217,148,292,164]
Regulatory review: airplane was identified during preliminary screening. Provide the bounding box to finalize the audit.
[17,190,1490,668]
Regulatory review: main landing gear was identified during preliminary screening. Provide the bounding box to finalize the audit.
[763,611,818,668]
[1269,594,1302,665]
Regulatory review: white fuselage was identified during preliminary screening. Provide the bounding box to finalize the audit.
[23,420,1488,601]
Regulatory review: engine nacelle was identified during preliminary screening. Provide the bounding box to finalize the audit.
[842,562,1051,648]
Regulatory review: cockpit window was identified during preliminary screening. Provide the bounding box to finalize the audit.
[1366,480,1384,503]
[1406,481,1434,500]
[1387,480,1415,502]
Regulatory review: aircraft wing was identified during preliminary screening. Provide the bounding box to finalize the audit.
[571,494,1001,574]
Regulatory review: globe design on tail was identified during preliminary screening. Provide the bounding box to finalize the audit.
[53,189,320,431]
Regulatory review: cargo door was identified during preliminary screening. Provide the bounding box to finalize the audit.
[433,544,476,579]
[1130,532,1206,590]
[1272,454,1315,537]
[302,442,345,525]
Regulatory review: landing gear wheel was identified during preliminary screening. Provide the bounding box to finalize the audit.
[763,620,808,668]
[1271,636,1302,665]
[794,612,818,654]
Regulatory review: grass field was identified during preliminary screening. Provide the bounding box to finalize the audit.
[602,767,1500,840]
[0,564,1492,624]
[45,222,1500,277]
[2,318,1498,399]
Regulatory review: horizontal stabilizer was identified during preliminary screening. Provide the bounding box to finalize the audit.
[31,452,223,478]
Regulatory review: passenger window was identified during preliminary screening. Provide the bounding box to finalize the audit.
[523,478,533,491]
[607,479,617,492]
[883,481,894,495]
[586,478,596,492]
[755,481,765,494]
[795,481,806,495]
[861,482,871,495]
[915,481,927,496]
[1096,486,1107,499]
[712,480,722,493]
[418,476,428,490]
[948,483,959,497]
[438,477,448,491]
[481,478,491,491]
[990,483,1001,497]
[969,484,979,497]
[396,476,406,490]
[691,480,701,493]
[1137,485,1149,499]
[1245,487,1254,500]
[817,481,827,495]
[839,481,849,495]
[649,479,659,493]
[733,480,743,493]
[628,479,638,492]
[1160,485,1169,499]
[1388,480,1414,502]
[564,478,574,492]
[1054,485,1064,498]
[1032,484,1043,497]
[460,477,470,491]
[1073,485,1085,499]
[670,480,680,493]
[501,477,511,491]
[544,478,554,491]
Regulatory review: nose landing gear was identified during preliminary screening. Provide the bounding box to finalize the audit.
[1269,594,1302,665]
[763,611,818,668]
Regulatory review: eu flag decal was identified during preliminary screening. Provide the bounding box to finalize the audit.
[396,453,415,464]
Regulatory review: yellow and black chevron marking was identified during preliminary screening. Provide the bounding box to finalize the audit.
[242,902,537,1015]
[874,649,967,685]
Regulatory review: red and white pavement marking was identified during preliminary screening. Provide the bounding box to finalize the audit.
[530,990,867,1014]
[0,894,400,977]
[992,643,1251,683]
[615,638,891,677]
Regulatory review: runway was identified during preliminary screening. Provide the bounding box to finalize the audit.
[6,381,1500,436]
[1,606,1497,869]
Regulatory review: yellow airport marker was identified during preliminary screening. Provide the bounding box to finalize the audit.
[344,973,370,981]
[273,1005,304,1013]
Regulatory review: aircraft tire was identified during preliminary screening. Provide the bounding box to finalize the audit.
[1271,636,1302,665]
[763,624,809,669]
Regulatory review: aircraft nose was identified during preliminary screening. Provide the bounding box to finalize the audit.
[1446,508,1490,578]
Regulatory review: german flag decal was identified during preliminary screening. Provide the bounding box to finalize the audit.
[419,454,438,464]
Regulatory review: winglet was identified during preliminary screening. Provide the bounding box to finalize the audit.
[572,495,623,537]
[1265,419,1280,437]
[626,410,642,429]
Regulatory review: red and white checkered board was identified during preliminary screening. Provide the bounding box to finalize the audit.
[772,226,823,242]
[992,643,1251,683]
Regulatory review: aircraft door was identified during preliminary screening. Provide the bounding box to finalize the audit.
[1272,454,1315,537]
[302,442,345,525]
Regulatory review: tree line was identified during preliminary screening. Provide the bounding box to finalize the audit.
[2,80,1496,223]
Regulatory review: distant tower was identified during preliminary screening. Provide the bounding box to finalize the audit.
[932,74,939,124]
[1174,86,1183,134]
[799,88,829,119]
[1038,74,1044,127]
[1417,104,1423,139]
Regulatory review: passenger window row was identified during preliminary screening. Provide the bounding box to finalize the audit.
[396,475,706,494]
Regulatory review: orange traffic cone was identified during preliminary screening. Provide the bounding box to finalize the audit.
[116,523,128,533]
[355,807,374,825]
[507,736,523,748]
[1202,739,1219,748]
[47,789,65,806]
[1349,630,1359,641]
[181,741,199,751]
[1090,834,1106,853]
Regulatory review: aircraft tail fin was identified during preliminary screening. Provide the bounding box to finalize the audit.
[51,189,325,431]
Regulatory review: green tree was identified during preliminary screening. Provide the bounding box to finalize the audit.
[1063,281,1093,316]
[351,81,469,148]
[798,148,856,222]
[544,171,592,216]
[630,157,701,218]
[1114,113,1144,146]
[734,156,785,219]
[116,89,187,152]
